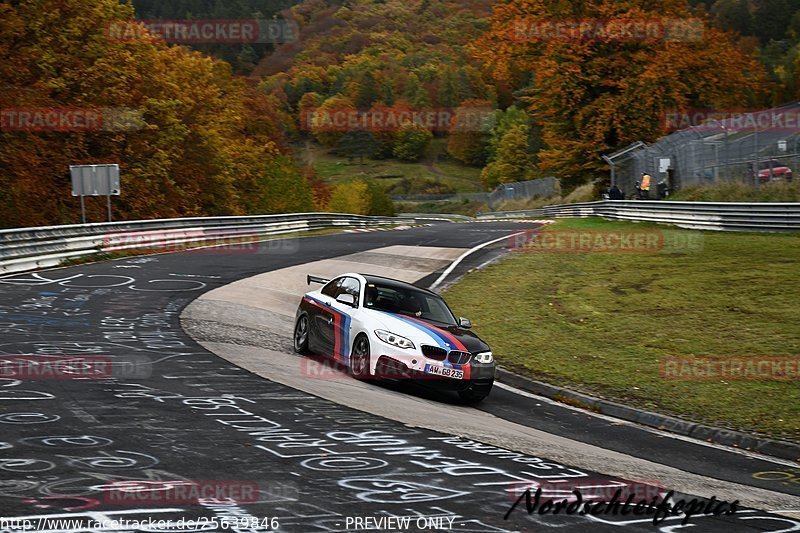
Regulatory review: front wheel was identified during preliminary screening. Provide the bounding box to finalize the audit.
[293,314,310,355]
[458,381,493,403]
[350,334,372,380]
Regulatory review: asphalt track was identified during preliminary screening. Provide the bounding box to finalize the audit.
[0,221,797,532]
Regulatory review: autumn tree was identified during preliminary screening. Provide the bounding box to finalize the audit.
[0,0,311,227]
[368,102,399,159]
[447,99,494,166]
[310,94,356,147]
[305,167,332,211]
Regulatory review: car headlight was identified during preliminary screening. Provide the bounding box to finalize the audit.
[374,330,415,350]
[474,351,494,364]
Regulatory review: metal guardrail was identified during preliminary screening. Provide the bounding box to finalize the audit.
[476,200,800,232]
[395,213,475,221]
[0,213,428,275]
[5,201,798,275]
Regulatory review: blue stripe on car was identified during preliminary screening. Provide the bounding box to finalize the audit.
[376,311,455,368]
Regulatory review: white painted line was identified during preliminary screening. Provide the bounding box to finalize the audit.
[494,382,800,468]
[428,231,527,290]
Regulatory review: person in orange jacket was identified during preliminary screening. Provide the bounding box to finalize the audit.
[639,173,652,199]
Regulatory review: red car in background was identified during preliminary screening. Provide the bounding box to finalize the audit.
[750,160,793,182]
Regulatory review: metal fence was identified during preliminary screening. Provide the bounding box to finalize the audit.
[486,176,560,208]
[611,102,800,197]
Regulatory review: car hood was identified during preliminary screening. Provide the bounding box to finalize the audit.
[373,311,490,353]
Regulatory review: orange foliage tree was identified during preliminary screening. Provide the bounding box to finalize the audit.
[472,0,767,188]
[0,0,311,228]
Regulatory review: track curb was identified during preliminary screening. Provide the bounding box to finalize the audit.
[495,367,800,463]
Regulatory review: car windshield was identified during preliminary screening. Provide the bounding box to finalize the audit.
[364,282,457,326]
[758,160,783,170]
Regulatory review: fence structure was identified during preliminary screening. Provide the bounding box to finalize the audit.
[0,213,424,275]
[611,102,800,197]
[476,200,800,232]
[486,176,560,208]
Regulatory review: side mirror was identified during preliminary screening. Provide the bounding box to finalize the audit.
[458,317,472,329]
[336,293,357,307]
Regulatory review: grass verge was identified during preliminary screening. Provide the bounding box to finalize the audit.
[443,218,800,442]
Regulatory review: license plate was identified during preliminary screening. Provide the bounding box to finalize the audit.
[425,364,464,380]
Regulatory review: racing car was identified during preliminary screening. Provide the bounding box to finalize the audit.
[293,273,495,402]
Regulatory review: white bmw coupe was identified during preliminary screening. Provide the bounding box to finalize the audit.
[293,273,496,402]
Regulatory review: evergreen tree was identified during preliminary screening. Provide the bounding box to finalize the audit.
[438,68,461,107]
[336,130,377,162]
[393,126,433,161]
[404,74,431,108]
[355,71,379,109]
[381,78,396,105]
[711,0,754,36]
[754,0,792,43]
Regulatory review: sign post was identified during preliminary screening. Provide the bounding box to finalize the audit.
[70,164,120,224]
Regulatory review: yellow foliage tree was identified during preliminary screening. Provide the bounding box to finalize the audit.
[328,179,371,215]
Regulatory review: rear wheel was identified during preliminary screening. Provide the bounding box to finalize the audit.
[350,334,372,380]
[293,314,310,355]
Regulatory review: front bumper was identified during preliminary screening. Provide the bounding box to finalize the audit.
[375,354,495,389]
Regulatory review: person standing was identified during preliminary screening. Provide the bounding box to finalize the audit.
[640,173,652,199]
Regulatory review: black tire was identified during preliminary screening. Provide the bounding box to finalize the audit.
[293,314,310,355]
[458,382,493,404]
[350,334,372,380]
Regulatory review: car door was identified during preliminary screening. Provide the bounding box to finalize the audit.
[327,276,361,363]
[309,278,341,354]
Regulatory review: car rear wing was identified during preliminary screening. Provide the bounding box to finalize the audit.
[307,275,330,286]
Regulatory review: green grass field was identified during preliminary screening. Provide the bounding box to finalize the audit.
[298,139,483,193]
[443,218,800,441]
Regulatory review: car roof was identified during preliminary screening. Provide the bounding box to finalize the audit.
[359,274,439,297]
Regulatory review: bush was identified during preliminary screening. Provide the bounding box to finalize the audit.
[329,179,371,214]
[328,178,395,215]
[386,176,455,195]
[366,181,396,216]
[393,126,433,161]
[562,182,595,203]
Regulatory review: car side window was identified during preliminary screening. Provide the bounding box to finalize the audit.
[337,277,361,306]
[321,278,341,298]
